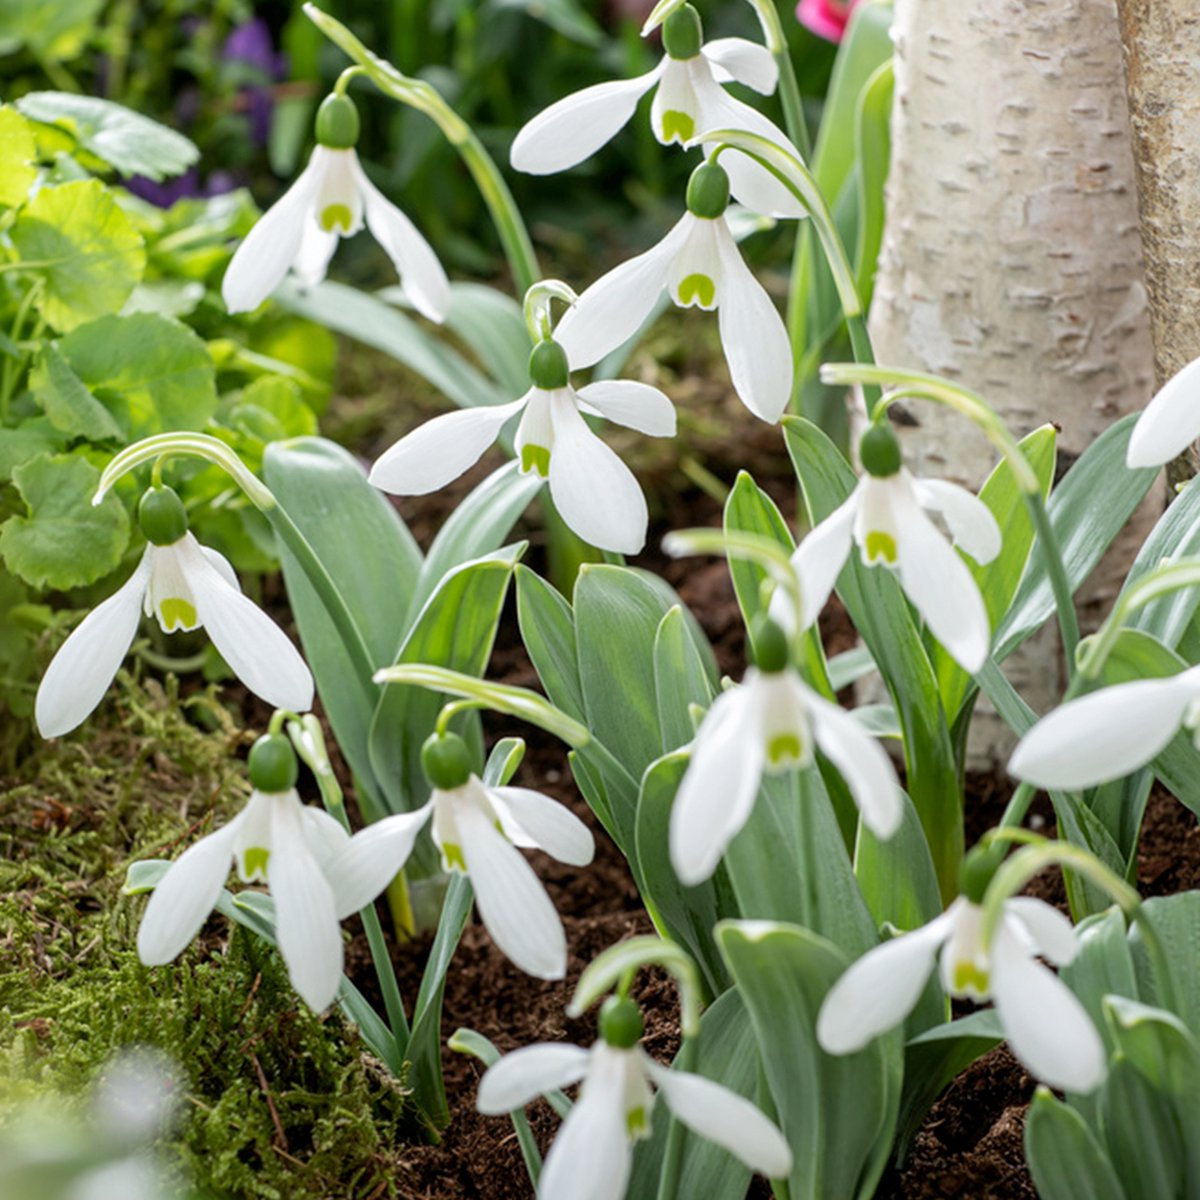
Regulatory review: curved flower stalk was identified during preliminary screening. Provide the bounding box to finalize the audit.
[511,3,805,219]
[817,892,1106,1093]
[1008,667,1200,790]
[477,995,792,1199]
[369,335,674,555]
[321,731,595,980]
[36,487,313,738]
[1126,354,1200,468]
[139,735,369,1011]
[670,617,901,885]
[783,422,1001,673]
[555,161,792,423]
[222,92,449,320]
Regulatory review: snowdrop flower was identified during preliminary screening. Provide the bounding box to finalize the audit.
[1009,667,1200,790]
[511,3,805,219]
[138,735,360,1011]
[670,617,901,884]
[1126,354,1200,468]
[369,336,674,554]
[477,995,793,1199]
[36,487,313,739]
[222,93,449,320]
[321,731,595,980]
[817,892,1106,1093]
[555,161,792,423]
[785,422,1001,673]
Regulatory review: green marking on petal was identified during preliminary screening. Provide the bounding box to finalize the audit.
[864,531,898,565]
[521,444,551,478]
[766,733,804,767]
[442,842,467,872]
[676,273,715,308]
[951,960,990,996]
[242,846,270,879]
[158,597,197,632]
[320,203,353,232]
[660,110,695,144]
[626,1106,648,1138]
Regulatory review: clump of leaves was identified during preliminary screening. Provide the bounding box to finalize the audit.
[0,676,412,1199]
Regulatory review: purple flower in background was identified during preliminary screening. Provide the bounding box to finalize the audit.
[223,18,286,148]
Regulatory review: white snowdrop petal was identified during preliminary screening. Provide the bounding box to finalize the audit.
[35,549,152,738]
[510,66,664,175]
[269,796,343,1011]
[490,786,595,866]
[537,1068,632,1200]
[291,220,338,288]
[178,536,315,713]
[476,1043,591,1114]
[575,380,677,437]
[1127,355,1200,469]
[1004,898,1079,968]
[896,508,991,673]
[301,807,352,874]
[547,396,648,555]
[912,477,1002,565]
[816,913,954,1054]
[323,804,434,920]
[199,545,239,591]
[457,799,567,980]
[369,397,527,496]
[647,1064,793,1178]
[355,162,451,322]
[136,817,243,965]
[785,493,857,632]
[807,688,902,838]
[1008,673,1198,790]
[713,221,793,422]
[221,158,321,313]
[991,929,1107,1093]
[701,37,778,94]
[669,686,763,885]
[554,217,691,369]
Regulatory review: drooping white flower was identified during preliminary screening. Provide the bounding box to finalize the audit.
[1009,667,1200,790]
[368,337,674,555]
[138,784,355,1011]
[35,487,313,739]
[222,94,449,320]
[1126,354,1200,469]
[322,738,595,980]
[510,3,805,219]
[554,161,792,424]
[784,425,1001,673]
[670,657,902,886]
[817,895,1106,1094]
[477,1007,792,1199]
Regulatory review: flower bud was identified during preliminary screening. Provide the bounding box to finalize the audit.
[421,731,473,791]
[599,994,644,1049]
[315,93,360,150]
[859,421,902,478]
[528,338,570,390]
[137,486,188,547]
[686,162,731,220]
[248,732,299,794]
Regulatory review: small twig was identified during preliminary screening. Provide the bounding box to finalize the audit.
[250,1051,289,1152]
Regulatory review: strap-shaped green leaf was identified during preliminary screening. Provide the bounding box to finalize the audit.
[1025,1089,1128,1200]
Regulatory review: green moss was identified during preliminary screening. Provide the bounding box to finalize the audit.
[0,675,410,1198]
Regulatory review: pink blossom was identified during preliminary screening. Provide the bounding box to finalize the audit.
[796,0,859,43]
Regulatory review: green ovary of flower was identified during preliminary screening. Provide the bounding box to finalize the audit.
[864,531,898,564]
[158,598,197,631]
[521,444,551,478]
[660,110,695,143]
[677,273,715,307]
[320,204,354,233]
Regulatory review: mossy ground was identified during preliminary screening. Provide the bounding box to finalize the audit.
[0,673,409,1199]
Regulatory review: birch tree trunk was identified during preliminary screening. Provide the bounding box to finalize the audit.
[868,0,1158,763]
[1114,2,1200,475]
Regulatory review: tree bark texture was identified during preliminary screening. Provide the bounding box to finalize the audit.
[867,0,1158,762]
